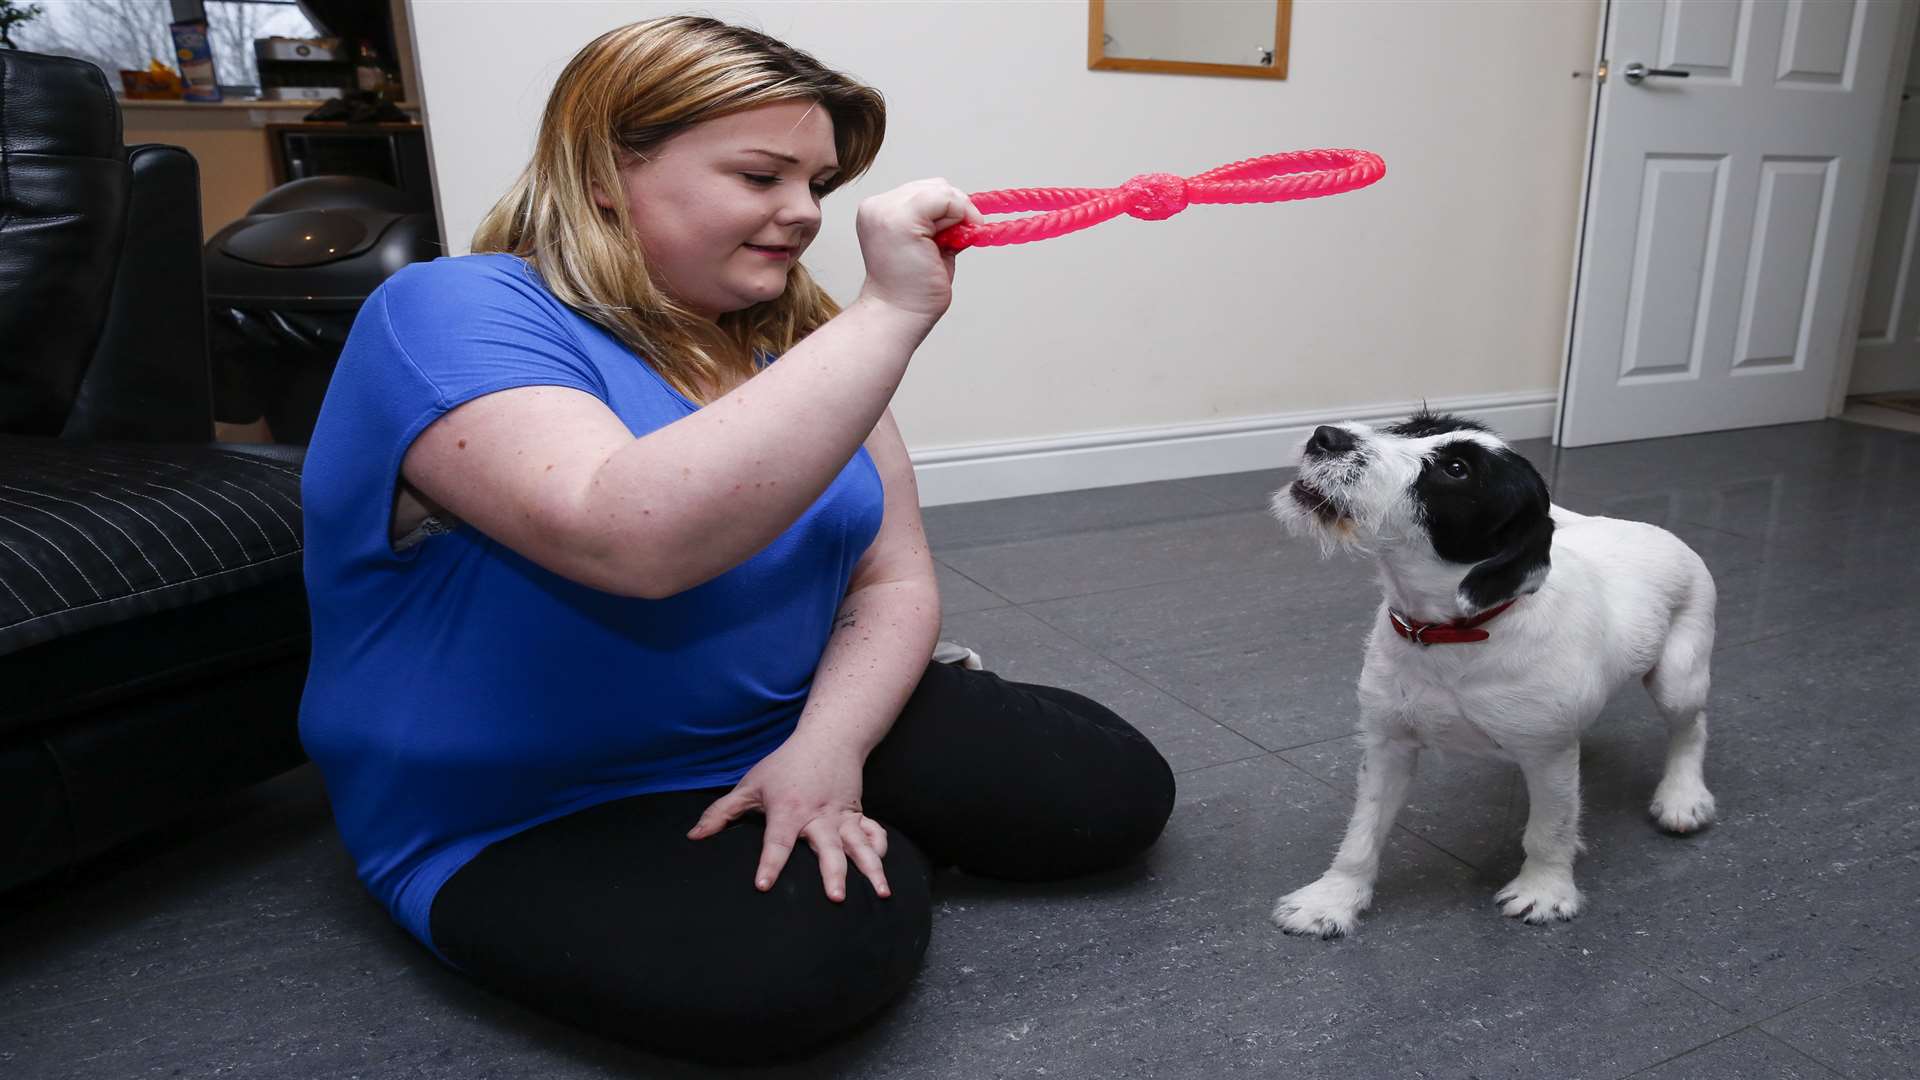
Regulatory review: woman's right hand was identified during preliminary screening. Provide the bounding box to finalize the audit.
[854,178,981,321]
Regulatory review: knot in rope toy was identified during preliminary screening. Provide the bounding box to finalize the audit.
[934,148,1385,252]
[1122,172,1189,220]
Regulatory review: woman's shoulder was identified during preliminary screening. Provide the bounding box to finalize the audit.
[381,251,549,305]
[373,252,584,348]
[347,251,616,401]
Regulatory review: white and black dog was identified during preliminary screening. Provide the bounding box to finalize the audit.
[1268,411,1717,936]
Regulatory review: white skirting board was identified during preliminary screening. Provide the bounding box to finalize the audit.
[911,391,1558,507]
[1847,351,1920,398]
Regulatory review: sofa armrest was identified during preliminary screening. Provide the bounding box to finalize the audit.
[62,144,214,443]
[0,50,128,436]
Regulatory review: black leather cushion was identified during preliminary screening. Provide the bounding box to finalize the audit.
[0,437,304,660]
[63,144,213,443]
[0,738,69,888]
[1,643,310,894]
[0,50,130,436]
[0,572,308,736]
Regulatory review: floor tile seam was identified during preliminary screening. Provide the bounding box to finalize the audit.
[1172,749,1273,777]
[1003,599,1291,764]
[1546,485,1867,532]
[1663,944,1920,1043]
[1559,461,1920,495]
[958,561,1271,608]
[1205,713,1345,756]
[1743,942,1920,1033]
[1010,602,1271,752]
[1266,748,1346,798]
[1750,1027,1853,1079]
[1551,475,1919,515]
[1006,595,1382,680]
[932,557,1018,609]
[1671,519,1764,541]
[1680,514,1920,550]
[1267,730,1366,756]
[1388,817,1488,872]
[1712,622,1809,654]
[1608,1022,1835,1080]
[1647,964,1749,1023]
[1610,1028,1741,1080]
[1676,516,1864,545]
[1559,434,1904,476]
[1264,752,1489,873]
[927,505,1268,557]
[1711,594,1918,654]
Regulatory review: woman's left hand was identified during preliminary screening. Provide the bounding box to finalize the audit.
[687,734,891,902]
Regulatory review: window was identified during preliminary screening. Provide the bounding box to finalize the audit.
[11,0,321,96]
[205,1,321,89]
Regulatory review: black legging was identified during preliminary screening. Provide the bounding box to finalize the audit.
[428,660,1176,1064]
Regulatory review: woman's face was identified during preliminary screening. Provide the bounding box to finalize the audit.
[607,100,841,320]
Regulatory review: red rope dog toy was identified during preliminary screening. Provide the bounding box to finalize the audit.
[933,149,1386,252]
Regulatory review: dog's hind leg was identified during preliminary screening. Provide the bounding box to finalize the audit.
[1498,741,1585,923]
[1272,735,1419,938]
[1643,602,1716,834]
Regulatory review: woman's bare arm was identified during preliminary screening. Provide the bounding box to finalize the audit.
[400,294,930,597]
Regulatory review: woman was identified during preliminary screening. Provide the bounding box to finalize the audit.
[299,15,1175,1064]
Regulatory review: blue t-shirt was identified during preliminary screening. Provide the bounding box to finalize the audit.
[298,253,884,954]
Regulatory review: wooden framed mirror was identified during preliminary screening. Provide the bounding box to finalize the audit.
[1089,0,1291,81]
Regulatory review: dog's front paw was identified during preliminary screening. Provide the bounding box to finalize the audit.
[1272,874,1372,938]
[1494,870,1583,924]
[1649,781,1716,834]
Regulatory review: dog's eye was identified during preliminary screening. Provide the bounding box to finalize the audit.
[1440,458,1470,479]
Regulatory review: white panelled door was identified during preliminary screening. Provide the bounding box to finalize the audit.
[1852,15,1920,396]
[1561,0,1906,447]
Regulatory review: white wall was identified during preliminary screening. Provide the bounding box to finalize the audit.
[407,0,1601,502]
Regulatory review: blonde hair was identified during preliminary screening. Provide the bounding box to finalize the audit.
[472,16,886,401]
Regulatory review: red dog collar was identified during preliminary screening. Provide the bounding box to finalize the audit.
[1388,599,1518,646]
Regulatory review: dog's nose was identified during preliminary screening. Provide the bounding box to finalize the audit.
[1307,425,1356,457]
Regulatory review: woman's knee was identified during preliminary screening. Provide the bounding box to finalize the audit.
[634,852,934,1063]
[1112,727,1178,859]
[432,815,935,1064]
[985,682,1177,880]
[1056,732,1176,878]
[1025,681,1175,818]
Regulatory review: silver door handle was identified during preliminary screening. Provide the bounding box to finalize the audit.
[1622,62,1690,84]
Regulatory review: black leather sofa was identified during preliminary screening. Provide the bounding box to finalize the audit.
[1,50,311,894]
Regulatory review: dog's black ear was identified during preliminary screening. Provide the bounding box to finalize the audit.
[1458,455,1554,610]
[1459,513,1553,609]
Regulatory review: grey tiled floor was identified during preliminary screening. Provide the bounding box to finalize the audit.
[4,420,1917,1079]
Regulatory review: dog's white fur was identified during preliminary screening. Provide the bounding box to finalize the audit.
[1269,420,1717,936]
